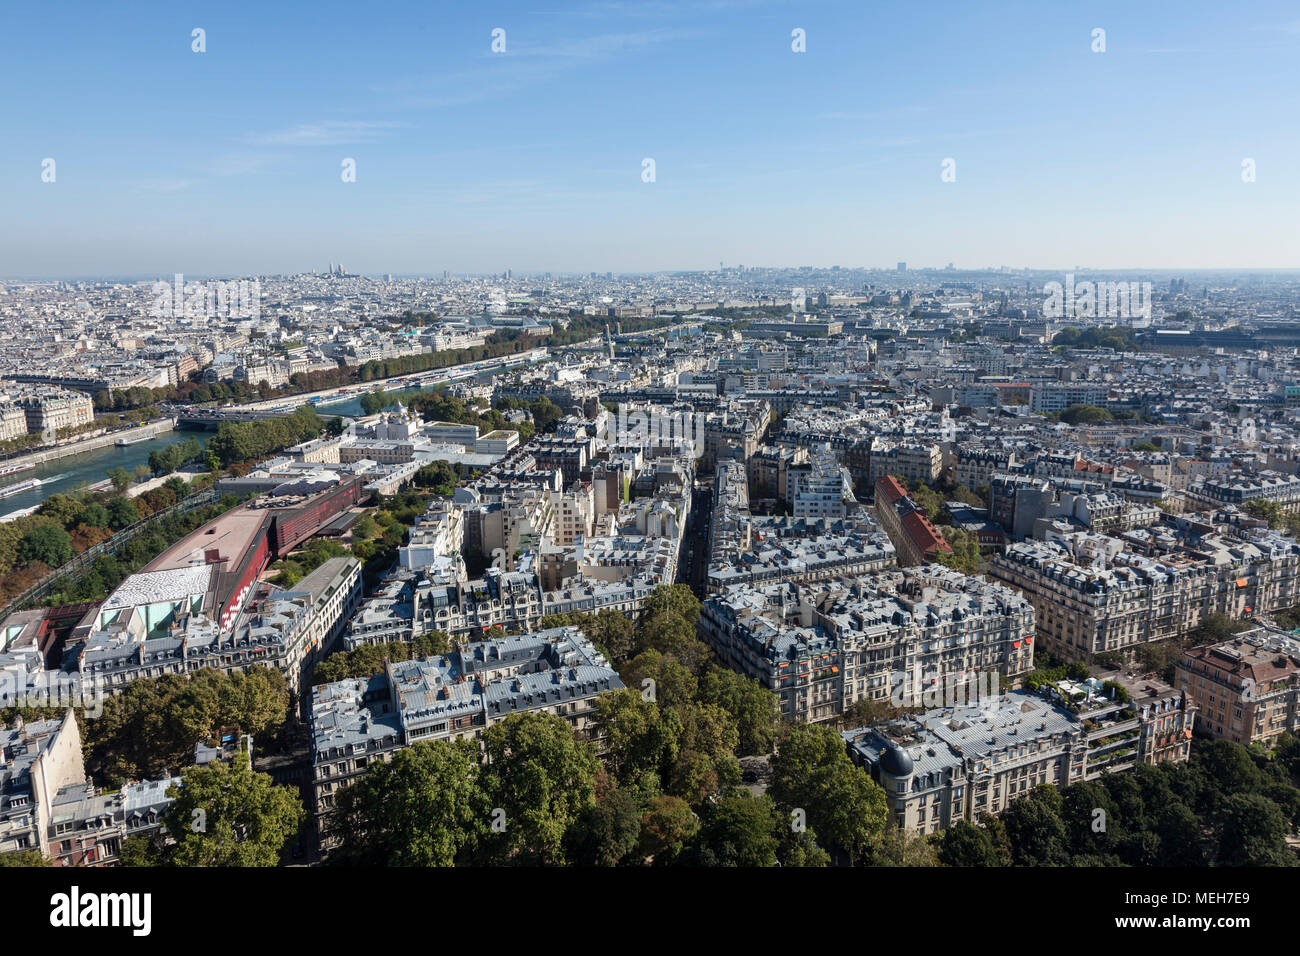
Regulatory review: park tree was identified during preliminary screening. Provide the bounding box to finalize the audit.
[0,849,49,867]
[182,666,291,743]
[642,584,701,624]
[778,826,832,867]
[1189,739,1264,813]
[768,723,888,864]
[1060,779,1121,857]
[578,608,637,665]
[36,493,86,529]
[620,649,698,709]
[1213,793,1296,866]
[80,503,111,529]
[107,467,133,492]
[637,794,698,865]
[529,397,563,433]
[594,689,680,786]
[635,612,710,671]
[1244,498,1286,529]
[869,826,941,866]
[1058,404,1113,426]
[476,712,601,865]
[665,701,741,806]
[908,481,950,524]
[83,669,291,786]
[17,523,72,568]
[331,738,486,866]
[999,785,1070,865]
[695,666,779,756]
[117,834,168,867]
[937,821,1008,867]
[106,496,140,530]
[163,752,304,867]
[687,792,779,867]
[564,783,643,866]
[936,526,982,575]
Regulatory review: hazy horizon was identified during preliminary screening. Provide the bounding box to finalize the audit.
[4,0,1299,275]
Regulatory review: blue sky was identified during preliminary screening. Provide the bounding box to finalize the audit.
[2,0,1299,276]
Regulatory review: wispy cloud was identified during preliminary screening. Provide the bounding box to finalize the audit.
[135,178,195,193]
[513,28,695,59]
[816,106,934,122]
[246,120,408,146]
[206,153,276,177]
[533,0,777,17]
[375,28,701,111]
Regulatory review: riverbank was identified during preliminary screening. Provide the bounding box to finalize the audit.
[0,417,178,471]
[0,425,188,516]
[128,468,208,498]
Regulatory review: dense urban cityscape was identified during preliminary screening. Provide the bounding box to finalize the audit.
[5,0,1295,939]
[2,263,1299,880]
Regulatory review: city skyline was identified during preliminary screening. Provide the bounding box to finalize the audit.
[4,0,1300,276]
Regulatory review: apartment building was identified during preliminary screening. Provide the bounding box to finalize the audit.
[787,444,856,519]
[0,711,84,857]
[990,528,1300,663]
[0,710,184,866]
[874,475,952,567]
[747,443,808,503]
[532,435,594,488]
[309,626,623,848]
[20,389,94,438]
[1187,472,1300,514]
[699,567,1035,724]
[10,557,364,703]
[953,444,1018,492]
[709,460,752,572]
[702,401,771,471]
[844,693,1087,835]
[707,516,895,591]
[45,777,178,867]
[551,484,596,548]
[0,403,27,442]
[398,500,465,572]
[1176,626,1300,746]
[1030,382,1107,414]
[868,440,943,487]
[990,540,1215,662]
[844,680,1194,835]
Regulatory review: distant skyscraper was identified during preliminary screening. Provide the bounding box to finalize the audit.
[897,262,907,272]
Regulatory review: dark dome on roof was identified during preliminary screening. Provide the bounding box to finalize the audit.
[880,742,914,777]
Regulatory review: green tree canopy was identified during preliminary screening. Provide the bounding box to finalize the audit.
[163,751,304,867]
[17,522,72,567]
[331,738,487,866]
[477,712,601,865]
[768,723,888,864]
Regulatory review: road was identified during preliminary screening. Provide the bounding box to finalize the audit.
[683,478,713,595]
[175,348,550,417]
